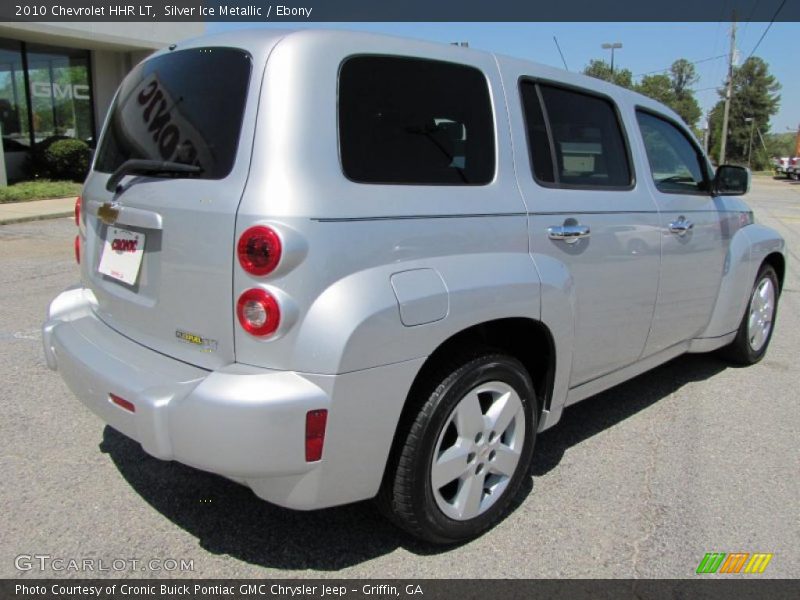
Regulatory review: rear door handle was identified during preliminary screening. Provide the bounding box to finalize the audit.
[669,217,694,237]
[547,224,591,244]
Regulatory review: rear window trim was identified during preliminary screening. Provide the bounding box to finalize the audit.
[337,53,498,187]
[518,76,637,192]
[93,46,254,181]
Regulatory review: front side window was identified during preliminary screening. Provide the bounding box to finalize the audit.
[339,56,495,185]
[520,80,632,188]
[636,110,709,194]
[95,47,252,180]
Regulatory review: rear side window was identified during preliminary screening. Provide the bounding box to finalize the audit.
[520,80,632,188]
[339,56,495,185]
[636,110,710,194]
[95,47,252,179]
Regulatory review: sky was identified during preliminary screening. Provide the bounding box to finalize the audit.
[207,21,798,134]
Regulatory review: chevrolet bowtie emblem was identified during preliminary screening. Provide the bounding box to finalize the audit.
[97,202,120,225]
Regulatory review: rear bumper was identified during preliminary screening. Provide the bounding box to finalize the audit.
[43,287,422,510]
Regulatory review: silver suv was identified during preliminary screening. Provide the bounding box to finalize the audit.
[43,30,785,544]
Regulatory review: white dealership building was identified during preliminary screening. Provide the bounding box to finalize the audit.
[0,21,204,182]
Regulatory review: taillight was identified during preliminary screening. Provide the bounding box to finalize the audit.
[237,226,282,276]
[305,409,328,462]
[74,235,80,264]
[74,196,81,227]
[236,288,280,336]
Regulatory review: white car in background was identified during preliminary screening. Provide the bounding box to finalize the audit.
[787,159,800,180]
[774,156,798,178]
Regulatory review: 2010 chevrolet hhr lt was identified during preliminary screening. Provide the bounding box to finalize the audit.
[43,29,785,544]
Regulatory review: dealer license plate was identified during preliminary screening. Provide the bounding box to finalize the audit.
[97,227,145,285]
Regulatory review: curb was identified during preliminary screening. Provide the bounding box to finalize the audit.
[0,211,73,226]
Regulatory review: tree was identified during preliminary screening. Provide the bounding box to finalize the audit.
[708,57,781,168]
[671,94,702,131]
[766,132,796,158]
[670,59,699,97]
[634,60,702,129]
[636,74,675,106]
[669,60,702,129]
[582,59,634,89]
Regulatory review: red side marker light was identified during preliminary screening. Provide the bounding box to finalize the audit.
[110,393,135,413]
[74,235,81,264]
[305,409,328,462]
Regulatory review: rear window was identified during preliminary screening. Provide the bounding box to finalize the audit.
[339,56,495,185]
[95,47,252,180]
[520,80,632,189]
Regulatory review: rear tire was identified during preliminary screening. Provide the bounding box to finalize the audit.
[720,263,779,365]
[378,352,537,545]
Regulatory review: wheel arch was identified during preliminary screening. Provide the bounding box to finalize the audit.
[380,317,555,486]
[701,225,785,340]
[763,251,786,292]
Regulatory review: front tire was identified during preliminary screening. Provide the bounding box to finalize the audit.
[721,263,779,365]
[379,353,537,544]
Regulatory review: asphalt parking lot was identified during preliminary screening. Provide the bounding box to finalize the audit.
[1,177,798,579]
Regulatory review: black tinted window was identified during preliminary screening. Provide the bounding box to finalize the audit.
[520,81,631,188]
[95,47,251,179]
[339,56,495,185]
[636,111,709,194]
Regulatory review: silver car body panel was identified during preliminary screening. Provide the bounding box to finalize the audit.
[43,29,786,510]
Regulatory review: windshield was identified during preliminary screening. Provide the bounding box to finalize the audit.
[94,47,252,180]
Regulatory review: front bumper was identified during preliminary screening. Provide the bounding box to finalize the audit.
[42,288,422,509]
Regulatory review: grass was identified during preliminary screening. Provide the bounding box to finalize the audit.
[0,179,82,203]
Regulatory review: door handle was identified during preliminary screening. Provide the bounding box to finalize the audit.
[669,217,694,237]
[547,224,591,244]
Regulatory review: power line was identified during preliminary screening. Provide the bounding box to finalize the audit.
[746,0,788,61]
[634,54,726,78]
[740,0,764,44]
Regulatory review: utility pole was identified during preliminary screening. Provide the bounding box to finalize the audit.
[719,14,736,165]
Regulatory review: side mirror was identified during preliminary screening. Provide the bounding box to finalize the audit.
[713,164,750,196]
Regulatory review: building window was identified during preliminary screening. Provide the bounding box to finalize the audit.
[26,43,93,145]
[0,40,31,179]
[0,39,95,182]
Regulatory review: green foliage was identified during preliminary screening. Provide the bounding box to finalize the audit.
[40,138,91,181]
[670,59,699,96]
[582,59,634,89]
[765,132,796,158]
[633,61,702,128]
[708,57,781,169]
[0,179,82,203]
[636,74,675,106]
[671,95,702,130]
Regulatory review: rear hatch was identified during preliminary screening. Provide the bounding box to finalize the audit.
[80,45,257,370]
